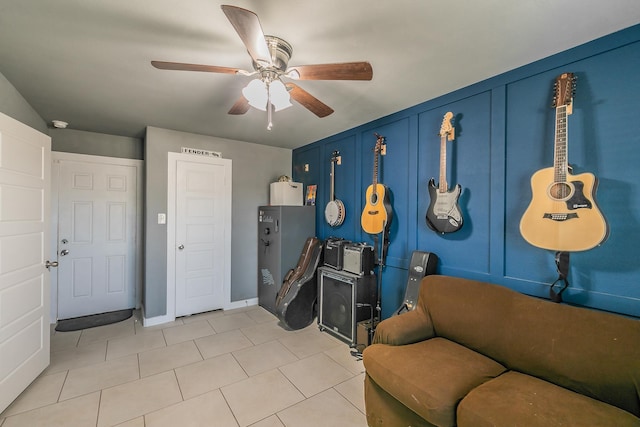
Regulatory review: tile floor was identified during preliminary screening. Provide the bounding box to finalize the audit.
[0,306,368,427]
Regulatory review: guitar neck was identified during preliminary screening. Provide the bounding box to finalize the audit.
[554,105,569,182]
[439,134,448,192]
[329,161,335,201]
[372,151,379,194]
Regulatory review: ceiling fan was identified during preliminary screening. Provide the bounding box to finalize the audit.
[151,5,373,129]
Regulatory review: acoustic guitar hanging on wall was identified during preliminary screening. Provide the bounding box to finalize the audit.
[426,112,464,234]
[325,150,346,227]
[519,72,608,252]
[361,134,393,235]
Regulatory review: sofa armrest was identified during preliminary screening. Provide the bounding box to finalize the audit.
[372,306,435,346]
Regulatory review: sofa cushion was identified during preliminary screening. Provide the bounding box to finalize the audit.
[457,371,640,427]
[364,337,506,427]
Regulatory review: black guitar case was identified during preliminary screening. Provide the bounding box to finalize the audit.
[275,237,323,330]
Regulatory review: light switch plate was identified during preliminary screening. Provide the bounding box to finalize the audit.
[158,213,166,224]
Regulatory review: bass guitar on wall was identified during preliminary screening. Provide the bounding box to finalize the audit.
[426,112,463,233]
[361,133,393,235]
[519,72,608,251]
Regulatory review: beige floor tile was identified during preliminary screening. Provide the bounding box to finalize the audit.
[240,321,292,346]
[135,318,183,334]
[97,371,182,427]
[2,391,100,427]
[248,415,285,427]
[162,320,215,346]
[245,307,279,324]
[59,354,139,401]
[232,340,298,377]
[139,340,203,378]
[50,330,81,352]
[145,390,239,427]
[208,312,257,333]
[277,388,367,427]
[106,329,166,360]
[221,369,304,427]
[77,318,136,346]
[278,329,341,359]
[175,352,248,400]
[279,353,354,398]
[324,344,366,375]
[115,417,145,427]
[194,329,253,359]
[0,371,67,417]
[334,373,366,414]
[45,341,107,375]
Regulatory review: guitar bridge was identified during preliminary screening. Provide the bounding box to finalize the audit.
[368,210,379,215]
[543,213,578,222]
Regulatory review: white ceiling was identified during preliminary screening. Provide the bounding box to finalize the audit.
[1,1,639,149]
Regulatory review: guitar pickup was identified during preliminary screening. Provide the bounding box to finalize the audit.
[543,213,579,222]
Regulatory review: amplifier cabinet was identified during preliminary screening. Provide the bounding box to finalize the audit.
[323,238,350,270]
[318,267,377,346]
[342,243,375,276]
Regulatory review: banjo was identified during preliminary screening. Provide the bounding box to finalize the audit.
[325,150,346,227]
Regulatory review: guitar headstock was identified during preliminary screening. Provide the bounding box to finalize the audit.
[373,133,386,155]
[439,112,454,141]
[330,150,341,165]
[552,72,576,113]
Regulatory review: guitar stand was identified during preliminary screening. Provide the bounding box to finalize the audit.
[550,251,570,303]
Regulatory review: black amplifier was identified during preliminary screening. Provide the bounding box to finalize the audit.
[343,243,375,276]
[324,237,350,270]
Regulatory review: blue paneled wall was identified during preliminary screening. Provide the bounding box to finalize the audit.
[293,25,640,319]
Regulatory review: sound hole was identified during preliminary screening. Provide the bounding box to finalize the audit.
[548,182,573,200]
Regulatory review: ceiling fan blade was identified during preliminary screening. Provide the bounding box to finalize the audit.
[151,61,240,75]
[286,83,334,118]
[228,96,250,115]
[221,5,272,67]
[287,62,373,81]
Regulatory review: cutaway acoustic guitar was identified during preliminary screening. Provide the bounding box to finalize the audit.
[520,72,608,251]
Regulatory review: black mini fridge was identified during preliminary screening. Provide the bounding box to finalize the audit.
[257,206,316,314]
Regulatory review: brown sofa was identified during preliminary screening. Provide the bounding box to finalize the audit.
[362,275,640,426]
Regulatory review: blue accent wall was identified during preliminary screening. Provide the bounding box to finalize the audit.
[293,24,640,319]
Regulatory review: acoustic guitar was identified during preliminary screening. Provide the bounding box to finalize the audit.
[426,112,463,233]
[361,134,392,235]
[325,150,346,227]
[520,72,608,251]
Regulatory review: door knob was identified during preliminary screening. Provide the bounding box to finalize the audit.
[45,260,59,270]
[178,245,185,250]
[60,249,69,256]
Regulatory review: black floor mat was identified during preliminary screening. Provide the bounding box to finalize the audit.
[55,309,133,332]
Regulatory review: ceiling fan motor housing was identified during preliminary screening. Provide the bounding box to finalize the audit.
[255,36,293,74]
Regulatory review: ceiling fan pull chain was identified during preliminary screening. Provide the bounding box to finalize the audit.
[267,97,273,130]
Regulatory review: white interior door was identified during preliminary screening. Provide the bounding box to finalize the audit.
[0,112,51,413]
[172,156,231,317]
[56,158,138,319]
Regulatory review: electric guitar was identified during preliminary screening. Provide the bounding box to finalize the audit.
[361,134,393,235]
[426,112,463,233]
[519,72,608,251]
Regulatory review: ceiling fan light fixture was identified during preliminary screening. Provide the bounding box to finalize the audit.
[269,79,292,111]
[242,79,268,111]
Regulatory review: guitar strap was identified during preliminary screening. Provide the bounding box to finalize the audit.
[550,251,570,303]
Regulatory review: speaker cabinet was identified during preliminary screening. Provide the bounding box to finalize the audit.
[318,267,376,346]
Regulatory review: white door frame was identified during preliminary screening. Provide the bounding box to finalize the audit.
[166,152,232,323]
[50,152,143,323]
